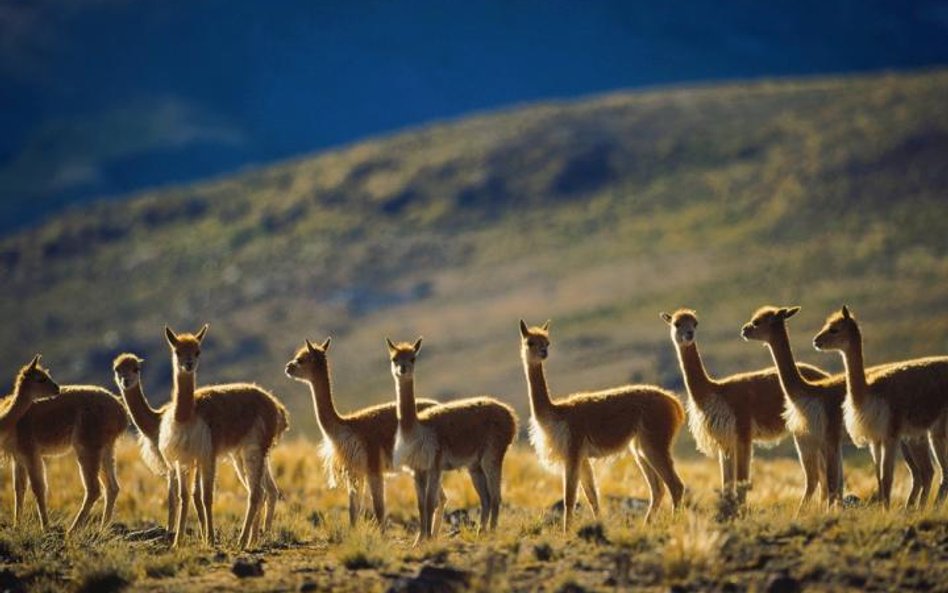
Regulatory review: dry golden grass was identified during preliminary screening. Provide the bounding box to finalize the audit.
[1,436,947,592]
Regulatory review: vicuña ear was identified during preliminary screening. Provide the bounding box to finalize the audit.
[195,324,209,342]
[28,354,40,370]
[412,337,423,354]
[841,305,851,319]
[305,339,318,354]
[781,306,801,319]
[541,319,551,332]
[519,319,529,338]
[165,326,179,347]
[385,338,397,355]
[660,312,673,324]
[321,337,332,351]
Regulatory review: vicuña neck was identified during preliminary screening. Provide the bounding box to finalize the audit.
[676,342,716,401]
[396,376,418,431]
[172,367,196,423]
[0,384,34,431]
[841,336,868,407]
[765,328,809,401]
[306,364,342,431]
[523,357,554,419]
[121,382,161,441]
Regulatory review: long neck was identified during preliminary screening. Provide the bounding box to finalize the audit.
[841,335,869,407]
[121,382,162,441]
[307,363,342,431]
[172,365,196,423]
[0,384,33,432]
[396,375,418,431]
[523,357,554,419]
[765,327,809,401]
[676,342,716,401]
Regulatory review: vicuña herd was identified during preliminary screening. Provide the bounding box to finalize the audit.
[1,306,946,549]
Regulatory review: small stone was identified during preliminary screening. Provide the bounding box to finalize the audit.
[765,574,800,593]
[232,557,265,578]
[299,580,318,592]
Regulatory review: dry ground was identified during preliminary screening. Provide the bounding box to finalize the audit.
[0,438,947,592]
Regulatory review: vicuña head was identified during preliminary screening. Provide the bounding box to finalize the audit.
[113,353,144,392]
[740,306,801,343]
[519,319,550,364]
[660,309,698,346]
[812,305,859,352]
[15,354,60,401]
[285,337,332,381]
[164,324,208,374]
[386,337,422,380]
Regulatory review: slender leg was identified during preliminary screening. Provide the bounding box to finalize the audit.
[68,449,103,534]
[261,460,279,535]
[825,440,843,508]
[166,471,180,532]
[424,467,443,539]
[347,476,364,527]
[632,450,664,523]
[562,454,581,533]
[640,441,685,512]
[482,454,505,531]
[879,439,898,508]
[412,471,428,546]
[192,471,207,541]
[173,463,192,548]
[12,462,27,528]
[468,466,491,532]
[796,445,820,516]
[431,487,447,537]
[99,446,120,528]
[735,435,752,501]
[579,458,600,519]
[869,440,883,502]
[367,470,386,529]
[199,456,216,546]
[929,428,948,505]
[24,455,49,531]
[237,451,265,550]
[719,449,735,492]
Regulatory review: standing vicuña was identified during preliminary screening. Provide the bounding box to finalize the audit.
[1,355,127,533]
[741,306,934,510]
[388,337,517,544]
[285,337,444,528]
[114,354,279,533]
[661,309,829,498]
[814,306,948,507]
[160,325,289,549]
[521,320,685,531]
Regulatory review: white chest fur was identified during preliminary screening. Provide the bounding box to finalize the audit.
[159,413,212,464]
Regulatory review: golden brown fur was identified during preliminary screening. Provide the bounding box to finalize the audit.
[814,306,948,506]
[521,320,685,531]
[662,309,829,498]
[1,356,127,533]
[161,325,289,549]
[742,306,935,511]
[286,338,442,527]
[388,338,517,544]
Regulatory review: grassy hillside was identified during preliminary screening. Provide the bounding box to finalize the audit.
[2,70,947,447]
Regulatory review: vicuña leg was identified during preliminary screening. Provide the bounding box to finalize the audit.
[632,450,665,523]
[199,456,217,546]
[796,444,820,515]
[173,463,192,548]
[12,462,27,527]
[483,454,505,531]
[24,455,49,530]
[368,470,386,529]
[824,442,844,507]
[99,446,120,528]
[237,450,265,550]
[191,472,207,541]
[166,472,180,533]
[424,467,443,540]
[878,439,898,508]
[929,427,948,505]
[640,440,684,514]
[468,465,491,532]
[562,453,581,533]
[412,471,428,546]
[68,447,103,534]
[719,450,735,493]
[261,459,279,535]
[347,476,364,527]
[579,458,600,519]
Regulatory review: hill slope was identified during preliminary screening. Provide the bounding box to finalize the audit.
[3,70,947,442]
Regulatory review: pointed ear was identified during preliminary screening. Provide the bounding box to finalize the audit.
[385,338,397,355]
[841,305,851,319]
[195,324,209,342]
[134,355,145,364]
[321,337,332,352]
[781,306,801,319]
[305,339,318,354]
[164,326,179,347]
[28,354,40,370]
[660,312,673,324]
[519,319,529,338]
[412,337,423,354]
[541,319,551,332]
